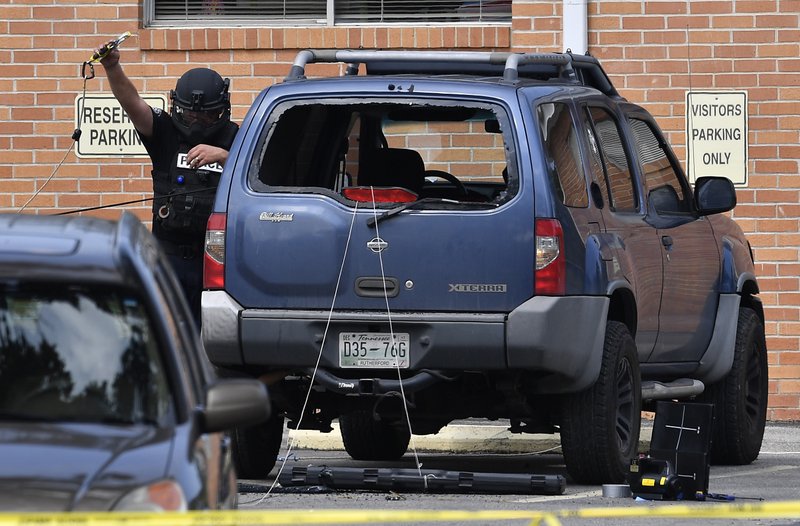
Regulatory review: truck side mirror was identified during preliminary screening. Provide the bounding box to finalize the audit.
[694,176,736,216]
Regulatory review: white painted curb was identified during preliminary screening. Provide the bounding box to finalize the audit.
[289,423,653,454]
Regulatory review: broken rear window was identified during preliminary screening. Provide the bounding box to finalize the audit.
[249,99,516,206]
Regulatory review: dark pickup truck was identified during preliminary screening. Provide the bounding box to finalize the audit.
[202,50,768,484]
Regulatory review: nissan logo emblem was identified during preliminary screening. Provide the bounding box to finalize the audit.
[367,237,388,253]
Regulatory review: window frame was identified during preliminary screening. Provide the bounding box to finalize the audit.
[152,260,211,406]
[581,103,640,214]
[144,0,512,27]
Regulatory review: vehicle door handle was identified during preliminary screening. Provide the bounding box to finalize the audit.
[661,235,673,248]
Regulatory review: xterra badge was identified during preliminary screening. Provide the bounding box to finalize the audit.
[448,283,507,293]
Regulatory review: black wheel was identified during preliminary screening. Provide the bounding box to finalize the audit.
[560,320,641,484]
[699,306,768,465]
[231,413,284,479]
[339,409,411,460]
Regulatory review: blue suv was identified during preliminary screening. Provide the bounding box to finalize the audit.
[203,50,768,484]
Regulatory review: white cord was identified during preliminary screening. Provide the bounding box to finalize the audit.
[251,202,360,504]
[17,143,74,213]
[369,187,425,488]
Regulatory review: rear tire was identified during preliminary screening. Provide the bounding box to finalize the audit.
[560,320,641,484]
[700,306,768,465]
[340,409,411,461]
[231,413,285,479]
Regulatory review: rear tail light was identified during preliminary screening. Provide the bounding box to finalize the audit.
[535,218,565,295]
[204,212,226,290]
[342,186,418,203]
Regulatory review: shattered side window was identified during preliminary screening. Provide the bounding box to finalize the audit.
[253,104,354,189]
[249,99,515,205]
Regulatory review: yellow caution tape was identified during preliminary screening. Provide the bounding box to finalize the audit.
[0,509,549,525]
[562,500,800,520]
[0,501,798,526]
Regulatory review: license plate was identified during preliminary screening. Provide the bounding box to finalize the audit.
[339,332,410,368]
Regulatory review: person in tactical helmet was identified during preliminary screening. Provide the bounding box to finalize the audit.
[96,41,239,325]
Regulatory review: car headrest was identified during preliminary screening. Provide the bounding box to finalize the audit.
[359,148,425,195]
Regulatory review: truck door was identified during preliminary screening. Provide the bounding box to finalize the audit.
[578,103,663,362]
[628,117,719,362]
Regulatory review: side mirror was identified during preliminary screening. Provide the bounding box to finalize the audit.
[202,379,270,433]
[694,176,736,216]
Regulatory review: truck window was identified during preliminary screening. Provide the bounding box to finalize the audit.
[250,99,515,205]
[629,118,691,215]
[537,102,589,208]
[583,106,638,213]
[0,283,172,426]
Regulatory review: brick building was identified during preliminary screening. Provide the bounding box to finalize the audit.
[1,1,798,419]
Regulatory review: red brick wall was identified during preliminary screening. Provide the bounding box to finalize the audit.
[1,0,798,419]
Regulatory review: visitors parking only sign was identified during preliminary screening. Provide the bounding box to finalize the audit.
[685,91,748,186]
[74,94,168,158]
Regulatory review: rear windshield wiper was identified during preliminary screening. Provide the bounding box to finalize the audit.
[366,198,498,227]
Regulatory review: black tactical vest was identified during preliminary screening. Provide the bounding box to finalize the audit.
[151,122,237,239]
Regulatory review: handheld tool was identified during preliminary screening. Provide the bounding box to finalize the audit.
[82,31,134,81]
[90,31,133,62]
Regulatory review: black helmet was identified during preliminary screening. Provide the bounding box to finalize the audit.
[170,68,231,145]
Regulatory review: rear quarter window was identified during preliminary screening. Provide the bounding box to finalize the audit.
[537,102,589,208]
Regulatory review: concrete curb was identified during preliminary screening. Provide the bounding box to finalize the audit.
[290,423,653,454]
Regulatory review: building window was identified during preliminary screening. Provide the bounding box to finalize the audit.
[146,0,511,26]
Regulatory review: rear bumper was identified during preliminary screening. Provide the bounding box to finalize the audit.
[202,291,608,393]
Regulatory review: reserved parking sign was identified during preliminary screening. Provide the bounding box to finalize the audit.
[74,94,167,158]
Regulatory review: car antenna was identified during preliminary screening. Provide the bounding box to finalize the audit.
[17,32,134,213]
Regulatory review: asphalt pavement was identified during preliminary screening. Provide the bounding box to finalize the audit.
[237,420,800,525]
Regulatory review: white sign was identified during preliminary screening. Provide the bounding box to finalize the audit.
[685,91,748,186]
[74,94,168,158]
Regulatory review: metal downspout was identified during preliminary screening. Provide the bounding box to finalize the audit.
[563,0,588,54]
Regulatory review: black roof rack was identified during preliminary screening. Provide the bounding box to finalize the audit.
[285,49,620,98]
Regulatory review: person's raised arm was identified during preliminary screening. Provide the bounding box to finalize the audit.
[97,45,154,139]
